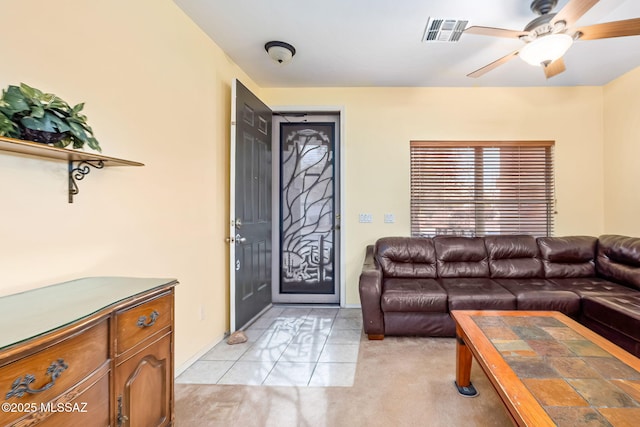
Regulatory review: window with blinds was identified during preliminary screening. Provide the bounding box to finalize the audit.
[410,141,555,237]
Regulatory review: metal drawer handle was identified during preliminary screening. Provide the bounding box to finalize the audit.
[137,310,159,328]
[117,395,129,427]
[5,359,68,399]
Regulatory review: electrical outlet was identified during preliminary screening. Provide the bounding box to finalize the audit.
[359,213,373,223]
[384,213,395,223]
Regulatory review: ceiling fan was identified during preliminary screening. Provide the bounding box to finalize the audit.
[465,0,640,78]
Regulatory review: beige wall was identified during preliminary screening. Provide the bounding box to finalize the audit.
[3,0,634,369]
[603,67,640,235]
[263,86,606,304]
[0,0,260,369]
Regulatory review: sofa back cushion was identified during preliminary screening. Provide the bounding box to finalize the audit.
[537,236,597,278]
[597,235,640,290]
[485,235,542,278]
[375,237,437,278]
[434,236,488,278]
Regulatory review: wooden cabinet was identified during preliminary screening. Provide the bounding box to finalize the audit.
[0,277,177,427]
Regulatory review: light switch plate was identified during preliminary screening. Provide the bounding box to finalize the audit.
[384,213,395,223]
[359,213,373,223]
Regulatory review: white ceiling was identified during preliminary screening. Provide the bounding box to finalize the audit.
[173,0,640,87]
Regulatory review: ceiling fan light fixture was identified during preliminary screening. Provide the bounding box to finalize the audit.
[519,33,573,66]
[265,41,296,64]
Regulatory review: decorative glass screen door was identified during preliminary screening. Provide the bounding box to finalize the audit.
[273,114,340,303]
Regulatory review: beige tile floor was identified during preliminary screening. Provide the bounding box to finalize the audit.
[176,306,362,387]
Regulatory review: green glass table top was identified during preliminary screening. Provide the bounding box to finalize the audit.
[0,277,177,350]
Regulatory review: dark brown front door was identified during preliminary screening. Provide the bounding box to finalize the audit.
[231,80,272,330]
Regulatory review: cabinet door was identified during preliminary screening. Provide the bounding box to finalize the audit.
[115,333,172,427]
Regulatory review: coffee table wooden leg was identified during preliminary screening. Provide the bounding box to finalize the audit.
[455,331,479,397]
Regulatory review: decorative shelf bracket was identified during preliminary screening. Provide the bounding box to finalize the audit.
[0,136,143,203]
[68,160,105,203]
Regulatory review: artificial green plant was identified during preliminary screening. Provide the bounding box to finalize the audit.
[0,83,101,152]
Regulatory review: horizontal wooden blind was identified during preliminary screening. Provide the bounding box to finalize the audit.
[410,141,555,237]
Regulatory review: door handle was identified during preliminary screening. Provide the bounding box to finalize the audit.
[236,234,247,244]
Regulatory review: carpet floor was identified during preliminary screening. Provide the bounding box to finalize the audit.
[175,335,513,426]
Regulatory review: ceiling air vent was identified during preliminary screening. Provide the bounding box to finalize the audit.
[422,18,468,42]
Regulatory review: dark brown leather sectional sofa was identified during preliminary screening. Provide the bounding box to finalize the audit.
[359,234,640,357]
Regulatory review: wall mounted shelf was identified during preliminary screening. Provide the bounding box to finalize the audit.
[0,135,144,203]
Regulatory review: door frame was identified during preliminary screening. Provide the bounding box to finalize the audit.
[229,81,238,332]
[271,105,346,306]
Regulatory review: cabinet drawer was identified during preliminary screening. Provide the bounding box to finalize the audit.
[0,320,109,426]
[12,371,110,427]
[116,293,172,356]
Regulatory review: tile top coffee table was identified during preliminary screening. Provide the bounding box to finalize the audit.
[451,310,640,427]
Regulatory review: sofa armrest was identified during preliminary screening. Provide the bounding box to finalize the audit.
[359,245,385,338]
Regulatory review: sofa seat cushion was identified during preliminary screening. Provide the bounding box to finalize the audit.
[381,278,447,313]
[582,295,640,343]
[439,278,516,310]
[548,277,638,297]
[494,278,580,316]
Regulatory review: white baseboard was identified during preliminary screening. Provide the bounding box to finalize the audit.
[174,333,226,377]
[343,303,362,309]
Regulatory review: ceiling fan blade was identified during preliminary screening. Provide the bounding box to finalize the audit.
[552,0,599,27]
[467,49,521,78]
[543,58,566,79]
[464,26,528,39]
[575,18,640,40]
